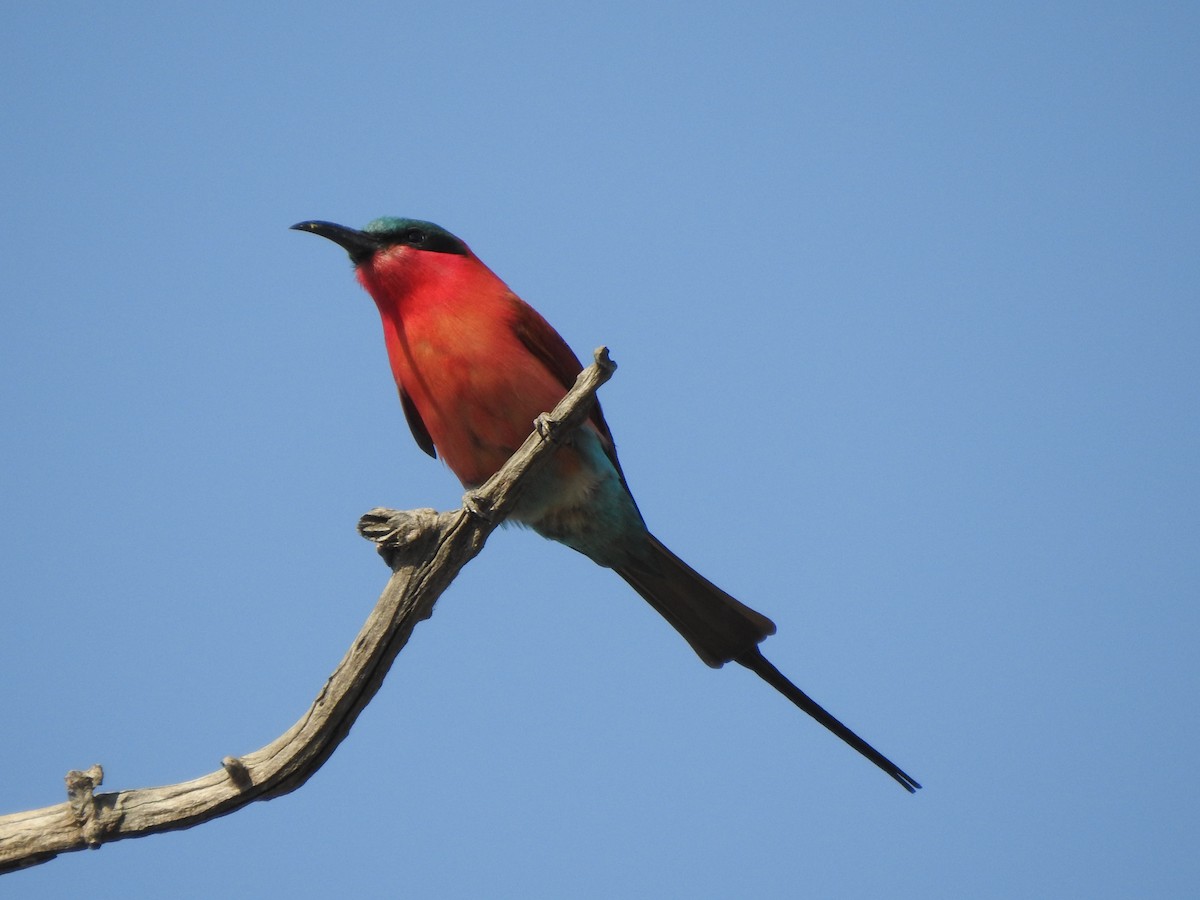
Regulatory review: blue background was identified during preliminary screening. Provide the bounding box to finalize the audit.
[3,3,1197,897]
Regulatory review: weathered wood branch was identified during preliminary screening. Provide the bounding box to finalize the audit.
[0,347,617,876]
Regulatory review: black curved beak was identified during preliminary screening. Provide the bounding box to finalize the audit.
[291,220,384,265]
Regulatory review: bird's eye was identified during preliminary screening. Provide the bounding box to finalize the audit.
[403,228,426,245]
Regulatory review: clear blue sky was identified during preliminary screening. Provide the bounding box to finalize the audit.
[3,3,1197,897]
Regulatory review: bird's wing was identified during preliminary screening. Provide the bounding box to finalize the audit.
[399,384,437,459]
[507,296,624,476]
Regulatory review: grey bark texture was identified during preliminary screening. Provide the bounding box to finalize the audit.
[0,348,617,875]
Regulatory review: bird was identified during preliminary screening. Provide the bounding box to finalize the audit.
[292,216,920,792]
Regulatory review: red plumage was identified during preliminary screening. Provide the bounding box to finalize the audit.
[294,217,920,792]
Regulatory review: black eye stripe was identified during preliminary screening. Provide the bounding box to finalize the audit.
[398,229,467,256]
[362,218,469,256]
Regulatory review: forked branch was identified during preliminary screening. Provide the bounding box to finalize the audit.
[0,348,617,875]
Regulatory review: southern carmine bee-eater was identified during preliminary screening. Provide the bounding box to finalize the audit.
[292,217,920,793]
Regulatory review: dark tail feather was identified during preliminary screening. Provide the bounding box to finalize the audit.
[615,533,920,792]
[738,647,921,792]
[614,533,777,668]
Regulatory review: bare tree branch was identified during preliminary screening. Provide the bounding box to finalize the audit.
[0,347,617,876]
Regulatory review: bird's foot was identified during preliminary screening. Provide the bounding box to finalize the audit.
[462,490,495,522]
[534,412,562,444]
